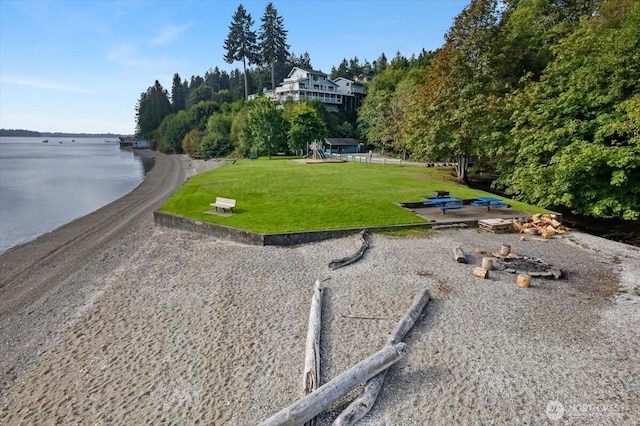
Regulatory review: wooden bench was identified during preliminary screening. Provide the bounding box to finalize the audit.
[211,197,236,213]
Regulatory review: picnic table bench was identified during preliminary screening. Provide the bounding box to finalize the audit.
[424,197,464,214]
[211,197,236,213]
[471,197,509,211]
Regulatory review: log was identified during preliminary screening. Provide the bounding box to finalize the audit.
[259,343,408,426]
[499,244,511,256]
[453,247,468,263]
[517,274,531,288]
[303,281,324,426]
[329,230,369,270]
[472,267,488,279]
[333,290,430,426]
[481,257,493,271]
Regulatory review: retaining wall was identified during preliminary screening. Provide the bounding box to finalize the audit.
[153,211,439,246]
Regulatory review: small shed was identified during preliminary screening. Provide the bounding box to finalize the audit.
[323,138,363,154]
[133,139,150,149]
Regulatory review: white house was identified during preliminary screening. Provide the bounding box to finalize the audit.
[333,77,367,111]
[132,139,150,149]
[251,67,366,112]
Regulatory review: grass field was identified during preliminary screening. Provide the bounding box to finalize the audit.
[159,158,547,233]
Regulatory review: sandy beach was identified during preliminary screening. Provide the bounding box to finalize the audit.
[1,152,639,425]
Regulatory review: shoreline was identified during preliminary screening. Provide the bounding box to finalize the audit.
[0,142,152,255]
[1,153,639,424]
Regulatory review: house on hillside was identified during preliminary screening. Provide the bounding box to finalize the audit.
[323,138,363,154]
[250,67,366,113]
[333,77,367,111]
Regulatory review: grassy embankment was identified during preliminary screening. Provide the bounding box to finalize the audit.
[159,158,548,233]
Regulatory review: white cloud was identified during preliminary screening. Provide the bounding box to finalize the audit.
[0,76,87,93]
[107,43,136,61]
[150,23,192,46]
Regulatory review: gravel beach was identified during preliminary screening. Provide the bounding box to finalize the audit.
[1,152,638,425]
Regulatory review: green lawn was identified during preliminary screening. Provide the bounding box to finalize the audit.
[159,158,547,233]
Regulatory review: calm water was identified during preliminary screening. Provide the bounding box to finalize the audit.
[0,137,150,254]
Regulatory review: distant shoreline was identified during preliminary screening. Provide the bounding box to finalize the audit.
[0,130,124,138]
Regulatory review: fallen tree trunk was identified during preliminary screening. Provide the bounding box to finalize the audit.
[303,281,324,426]
[259,343,408,426]
[329,230,369,270]
[333,289,430,426]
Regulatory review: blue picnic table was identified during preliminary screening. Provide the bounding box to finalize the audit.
[424,197,464,214]
[471,197,509,211]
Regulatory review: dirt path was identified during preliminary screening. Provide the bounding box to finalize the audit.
[0,150,185,397]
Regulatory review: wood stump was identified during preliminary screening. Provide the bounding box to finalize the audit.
[499,244,511,256]
[472,267,488,279]
[517,274,531,288]
[481,257,493,271]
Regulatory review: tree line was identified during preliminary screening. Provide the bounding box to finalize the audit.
[359,0,639,220]
[135,0,639,220]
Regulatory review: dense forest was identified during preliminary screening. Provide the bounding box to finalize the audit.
[135,0,639,220]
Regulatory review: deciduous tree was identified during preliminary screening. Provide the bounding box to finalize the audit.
[503,0,640,219]
[247,97,287,157]
[286,103,328,154]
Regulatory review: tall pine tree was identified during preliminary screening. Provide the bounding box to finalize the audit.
[224,4,258,100]
[170,73,186,113]
[258,2,289,91]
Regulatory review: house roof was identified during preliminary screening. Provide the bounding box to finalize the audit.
[287,67,328,78]
[324,138,362,146]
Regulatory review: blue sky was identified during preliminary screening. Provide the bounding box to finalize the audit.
[0,0,468,135]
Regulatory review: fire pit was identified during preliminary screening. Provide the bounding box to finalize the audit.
[494,255,562,279]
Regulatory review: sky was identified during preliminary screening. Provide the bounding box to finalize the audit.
[0,0,469,135]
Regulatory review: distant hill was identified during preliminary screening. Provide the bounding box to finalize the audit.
[0,129,41,137]
[1,129,124,138]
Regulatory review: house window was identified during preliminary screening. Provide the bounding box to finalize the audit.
[313,75,318,81]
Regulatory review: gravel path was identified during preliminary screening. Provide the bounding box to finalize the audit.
[1,154,638,425]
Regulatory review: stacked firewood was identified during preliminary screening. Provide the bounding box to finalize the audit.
[512,214,569,239]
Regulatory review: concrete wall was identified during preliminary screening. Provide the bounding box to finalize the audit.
[154,211,436,246]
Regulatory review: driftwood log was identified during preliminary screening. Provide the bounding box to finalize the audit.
[259,343,408,426]
[499,244,511,256]
[303,281,324,426]
[333,289,430,426]
[453,247,468,264]
[329,230,369,270]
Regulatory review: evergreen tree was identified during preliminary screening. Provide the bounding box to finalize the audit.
[171,73,186,112]
[135,80,172,140]
[258,2,289,91]
[224,4,258,100]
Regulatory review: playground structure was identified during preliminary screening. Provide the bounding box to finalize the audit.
[309,141,327,160]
